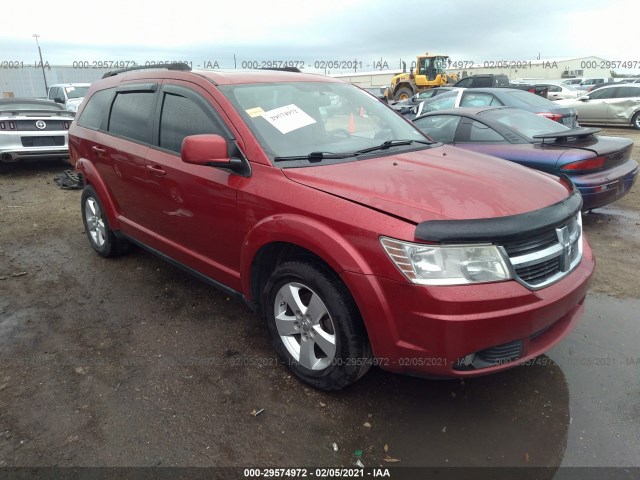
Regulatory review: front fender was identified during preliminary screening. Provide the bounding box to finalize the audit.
[76,158,121,230]
[240,213,373,299]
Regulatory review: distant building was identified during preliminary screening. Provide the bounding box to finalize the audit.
[449,56,613,82]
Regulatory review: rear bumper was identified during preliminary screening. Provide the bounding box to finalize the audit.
[341,239,594,378]
[0,131,69,162]
[571,160,639,210]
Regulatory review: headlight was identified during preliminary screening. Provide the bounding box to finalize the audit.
[67,103,78,112]
[380,237,511,286]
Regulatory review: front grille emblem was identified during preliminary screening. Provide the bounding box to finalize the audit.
[35,120,46,130]
[556,226,572,272]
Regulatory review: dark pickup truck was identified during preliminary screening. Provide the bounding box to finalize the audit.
[454,74,548,98]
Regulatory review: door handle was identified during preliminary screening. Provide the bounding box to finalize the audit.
[91,146,106,154]
[146,164,166,176]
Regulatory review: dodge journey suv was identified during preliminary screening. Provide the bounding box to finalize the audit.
[68,64,594,390]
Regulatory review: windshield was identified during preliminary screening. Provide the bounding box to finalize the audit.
[65,86,89,99]
[479,108,568,140]
[219,81,429,163]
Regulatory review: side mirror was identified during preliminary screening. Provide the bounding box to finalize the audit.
[54,97,65,104]
[181,134,245,175]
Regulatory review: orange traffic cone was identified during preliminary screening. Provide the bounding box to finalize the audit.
[349,112,355,133]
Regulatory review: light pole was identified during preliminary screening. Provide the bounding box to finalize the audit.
[32,34,48,95]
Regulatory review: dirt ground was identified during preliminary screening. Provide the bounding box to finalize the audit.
[0,128,639,471]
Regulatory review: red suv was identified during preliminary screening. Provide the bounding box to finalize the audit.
[68,64,594,390]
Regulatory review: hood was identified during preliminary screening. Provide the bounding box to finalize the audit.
[282,145,571,224]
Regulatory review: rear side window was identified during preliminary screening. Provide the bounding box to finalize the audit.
[108,91,157,143]
[159,92,224,153]
[463,119,506,142]
[412,115,460,143]
[455,78,474,88]
[615,87,640,98]
[77,89,115,130]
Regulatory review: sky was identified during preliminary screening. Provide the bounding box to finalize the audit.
[1,0,639,73]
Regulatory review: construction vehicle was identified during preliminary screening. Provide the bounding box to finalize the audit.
[386,52,458,101]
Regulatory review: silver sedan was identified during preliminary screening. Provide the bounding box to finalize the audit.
[556,84,640,129]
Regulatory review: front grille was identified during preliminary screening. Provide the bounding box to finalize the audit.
[503,230,558,257]
[476,340,523,365]
[501,213,582,290]
[21,136,65,147]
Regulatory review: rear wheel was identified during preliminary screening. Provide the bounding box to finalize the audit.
[263,260,372,390]
[81,185,130,257]
[394,87,413,101]
[632,111,640,130]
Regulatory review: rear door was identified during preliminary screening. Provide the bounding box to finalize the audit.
[102,84,158,237]
[140,80,243,289]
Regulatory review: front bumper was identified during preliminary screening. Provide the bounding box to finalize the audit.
[341,238,594,377]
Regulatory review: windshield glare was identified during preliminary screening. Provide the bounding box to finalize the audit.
[480,108,568,139]
[219,82,428,161]
[65,86,89,99]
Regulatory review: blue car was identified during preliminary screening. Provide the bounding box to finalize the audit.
[412,106,638,210]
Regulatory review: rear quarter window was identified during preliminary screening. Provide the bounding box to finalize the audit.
[77,89,115,130]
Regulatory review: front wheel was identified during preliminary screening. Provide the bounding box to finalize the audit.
[394,87,413,101]
[263,260,372,390]
[632,111,640,130]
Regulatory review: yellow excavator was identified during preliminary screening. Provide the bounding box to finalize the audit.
[386,52,458,101]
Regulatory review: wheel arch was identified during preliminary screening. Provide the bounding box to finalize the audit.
[241,214,373,311]
[75,158,121,230]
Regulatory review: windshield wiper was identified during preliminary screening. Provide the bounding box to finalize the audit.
[273,151,357,162]
[273,140,433,163]
[352,139,433,155]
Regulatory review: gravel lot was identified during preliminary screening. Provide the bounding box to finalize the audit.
[0,127,638,473]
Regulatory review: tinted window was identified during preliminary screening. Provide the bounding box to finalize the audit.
[159,93,223,153]
[588,88,617,100]
[108,91,156,143]
[479,108,567,140]
[615,87,640,98]
[547,85,561,92]
[455,78,473,88]
[466,119,506,142]
[505,90,554,106]
[412,115,460,143]
[77,89,115,130]
[460,92,503,107]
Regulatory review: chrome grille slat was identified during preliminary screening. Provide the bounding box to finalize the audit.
[501,213,583,290]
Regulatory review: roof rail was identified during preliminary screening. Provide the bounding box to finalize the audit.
[102,62,192,79]
[258,67,302,73]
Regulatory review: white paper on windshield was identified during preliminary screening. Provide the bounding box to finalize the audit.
[262,104,316,134]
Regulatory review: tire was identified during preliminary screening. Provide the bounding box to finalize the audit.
[262,260,372,390]
[81,185,130,257]
[632,111,640,130]
[394,87,413,101]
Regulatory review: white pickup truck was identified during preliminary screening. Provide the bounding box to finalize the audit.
[47,83,90,112]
